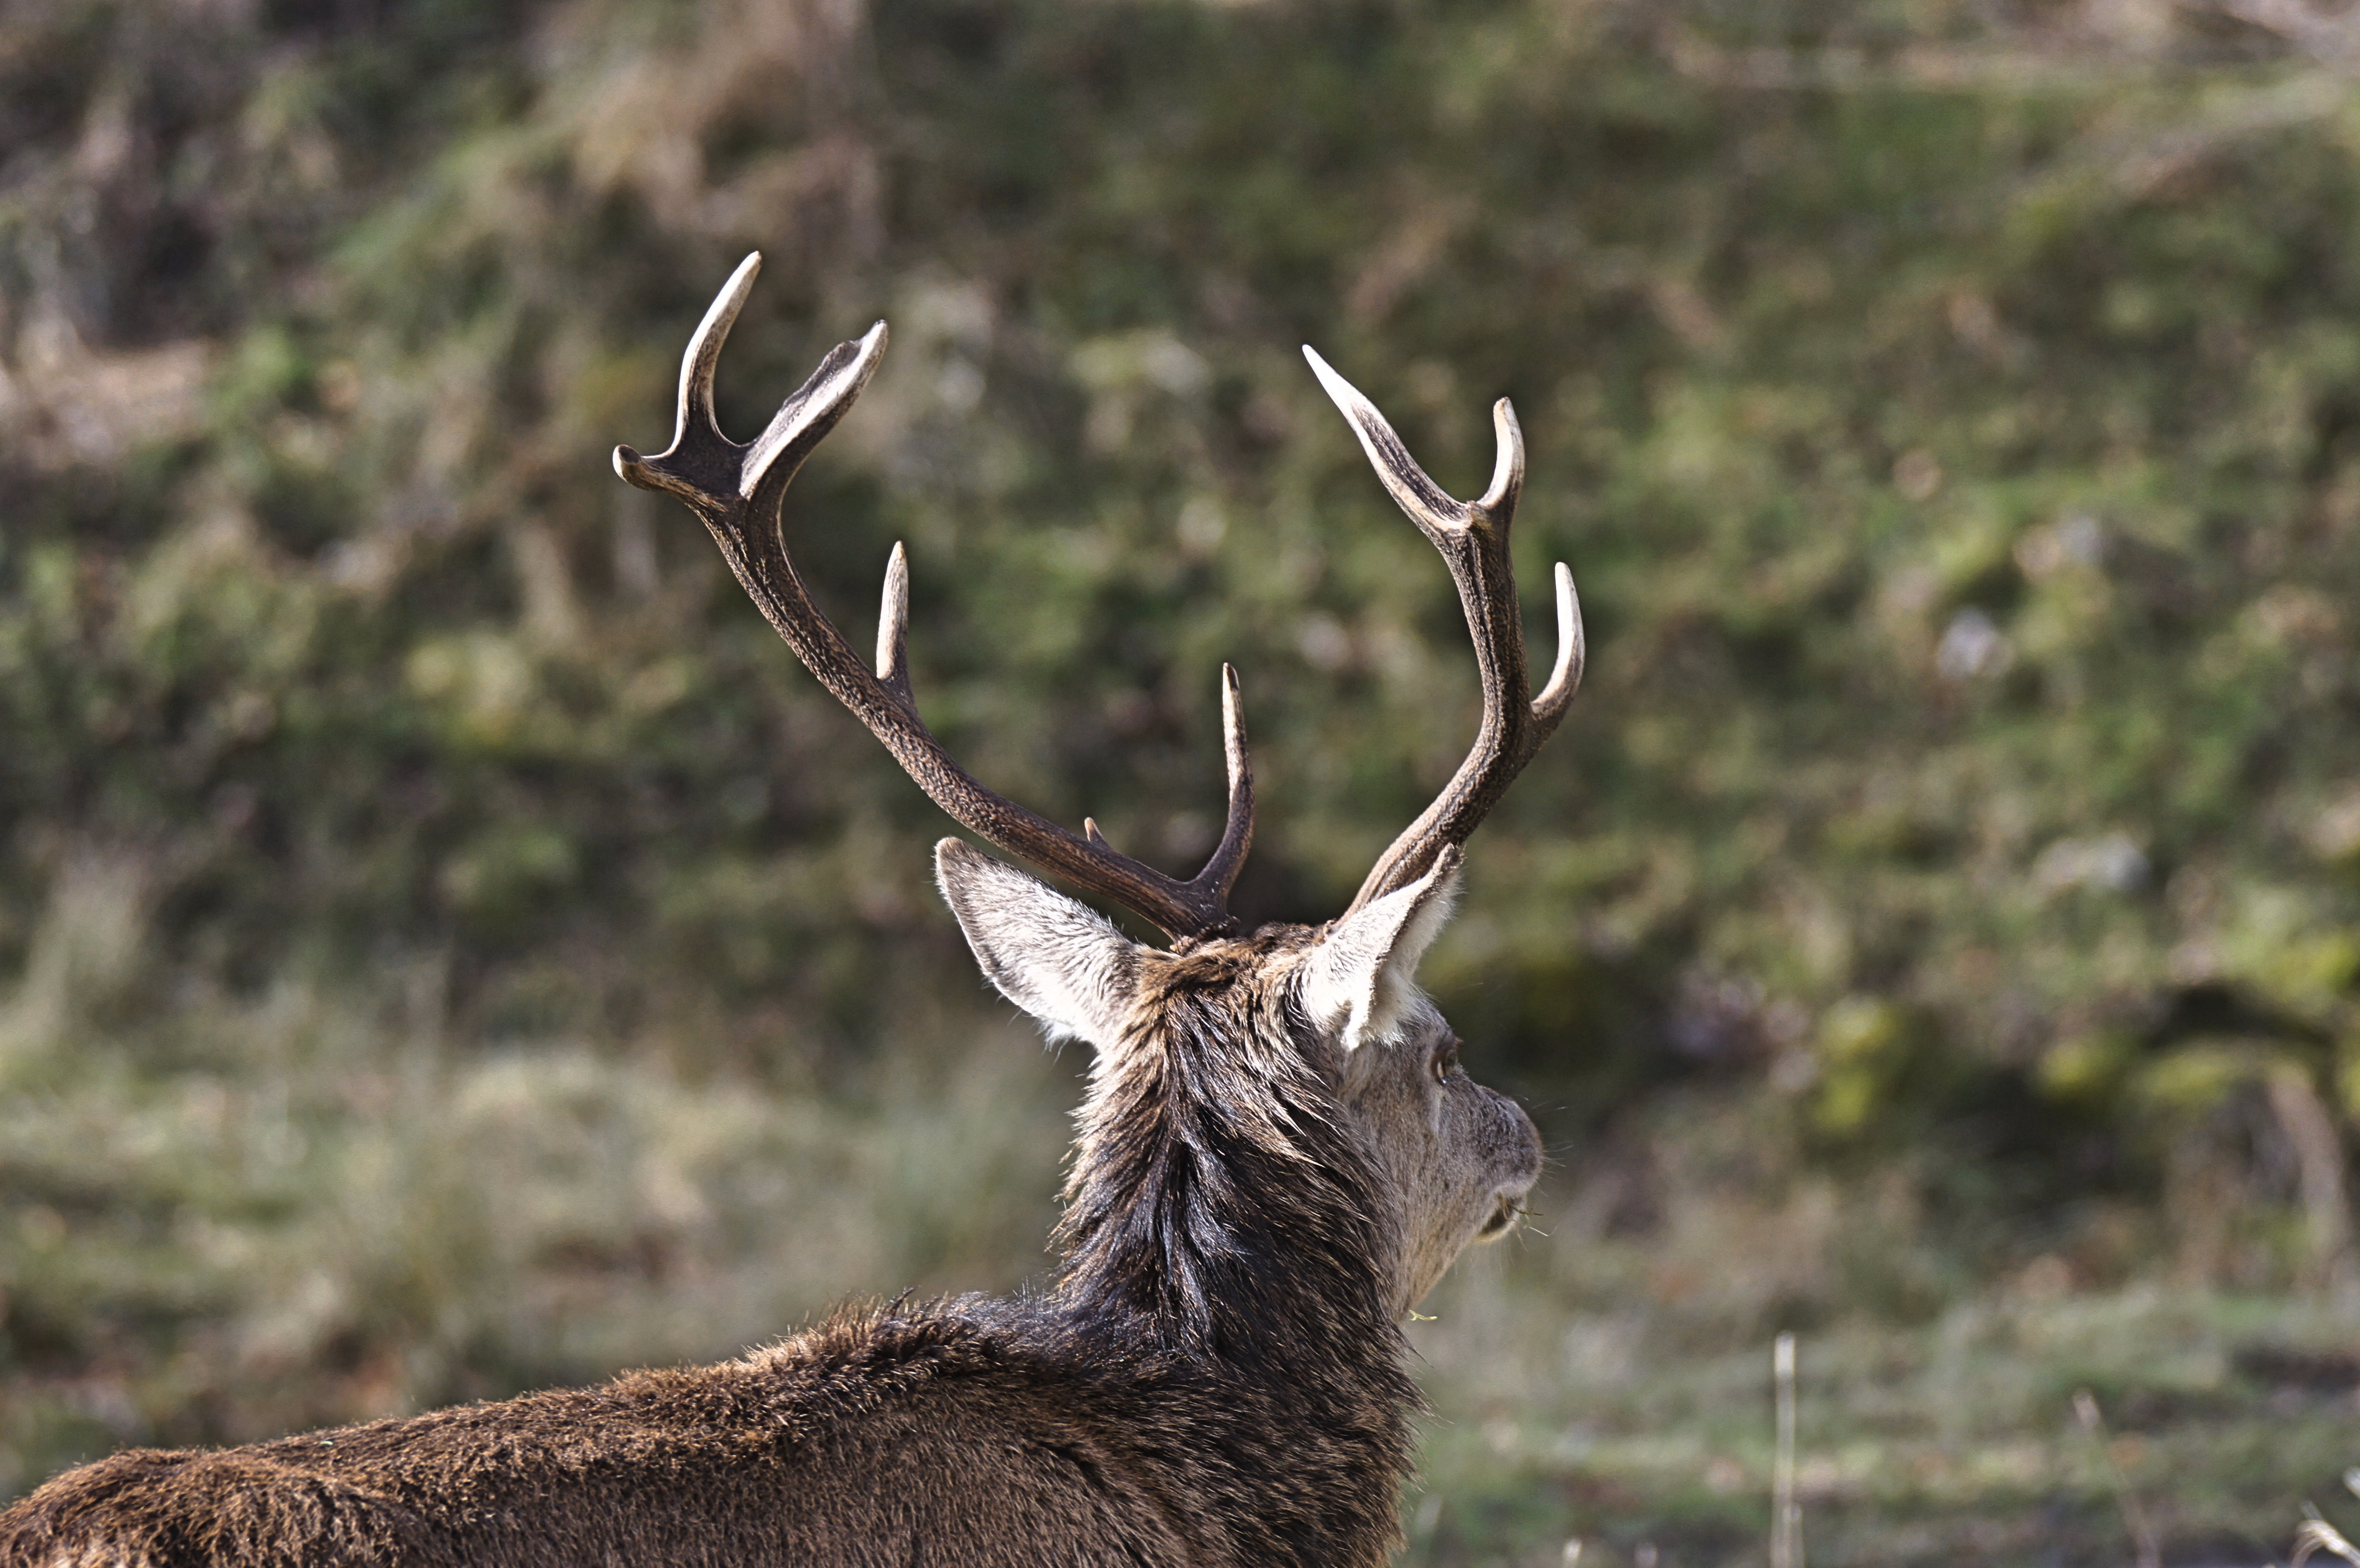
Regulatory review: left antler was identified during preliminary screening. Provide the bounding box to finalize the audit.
[1302,347,1583,916]
[614,254,1254,942]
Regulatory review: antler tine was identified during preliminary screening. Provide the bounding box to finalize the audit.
[684,254,761,445]
[1200,662,1256,903]
[876,542,914,708]
[1082,667,1252,913]
[1534,561,1585,724]
[743,321,890,522]
[1302,345,1473,536]
[615,257,1255,942]
[1302,346,1585,916]
[612,252,764,511]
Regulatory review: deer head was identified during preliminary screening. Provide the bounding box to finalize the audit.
[614,253,1580,1326]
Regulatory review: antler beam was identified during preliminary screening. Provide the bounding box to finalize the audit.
[615,254,1253,941]
[1303,347,1583,916]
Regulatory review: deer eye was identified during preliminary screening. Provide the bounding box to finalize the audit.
[1430,1039,1461,1086]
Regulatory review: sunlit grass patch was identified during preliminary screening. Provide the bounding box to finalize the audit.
[1407,1220,2360,1567]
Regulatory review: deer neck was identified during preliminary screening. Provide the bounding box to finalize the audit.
[1049,944,1403,1377]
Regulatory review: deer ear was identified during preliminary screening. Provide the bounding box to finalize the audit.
[1299,845,1463,1052]
[935,839,1143,1048]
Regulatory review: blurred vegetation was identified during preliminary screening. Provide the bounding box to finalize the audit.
[10,0,2360,1557]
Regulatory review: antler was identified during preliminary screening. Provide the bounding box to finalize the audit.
[615,254,1254,941]
[1303,347,1583,917]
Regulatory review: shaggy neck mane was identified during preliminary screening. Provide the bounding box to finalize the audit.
[1050,934,1402,1374]
[1030,932,1423,1568]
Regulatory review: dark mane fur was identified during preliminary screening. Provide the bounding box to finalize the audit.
[1056,933,1403,1363]
[1046,929,1422,1560]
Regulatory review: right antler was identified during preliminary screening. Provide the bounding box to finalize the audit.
[615,254,1253,942]
[1303,347,1583,917]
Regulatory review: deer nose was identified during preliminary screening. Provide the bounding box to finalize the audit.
[1486,1090,1544,1193]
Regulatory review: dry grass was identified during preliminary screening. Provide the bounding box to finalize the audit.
[0,932,1079,1498]
[1405,1220,2360,1567]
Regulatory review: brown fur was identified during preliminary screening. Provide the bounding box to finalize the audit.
[0,879,1542,1568]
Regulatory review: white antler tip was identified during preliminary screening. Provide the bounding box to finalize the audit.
[705,253,764,333]
[677,254,772,436]
[1217,663,1252,796]
[875,541,912,689]
[1477,399,1524,514]
[1532,561,1584,716]
[1301,344,1361,410]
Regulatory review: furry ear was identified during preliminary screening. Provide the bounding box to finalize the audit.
[935,839,1143,1048]
[1298,845,1463,1052]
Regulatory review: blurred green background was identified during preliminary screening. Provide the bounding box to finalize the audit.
[10,0,2360,1561]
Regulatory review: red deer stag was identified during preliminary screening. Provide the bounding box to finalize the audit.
[0,253,1580,1568]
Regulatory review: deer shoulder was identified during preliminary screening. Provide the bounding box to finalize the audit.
[0,253,1575,1568]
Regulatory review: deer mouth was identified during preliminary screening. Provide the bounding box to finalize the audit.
[1476,1194,1522,1241]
